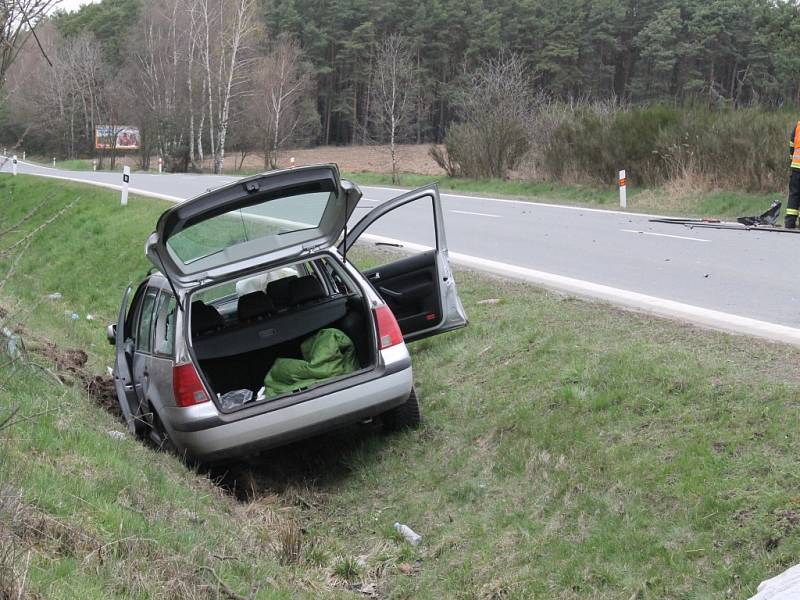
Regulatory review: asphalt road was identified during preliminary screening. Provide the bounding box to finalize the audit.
[5,158,799,342]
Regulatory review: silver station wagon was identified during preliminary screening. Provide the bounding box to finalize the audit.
[109,164,467,463]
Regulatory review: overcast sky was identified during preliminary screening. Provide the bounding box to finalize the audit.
[51,0,97,13]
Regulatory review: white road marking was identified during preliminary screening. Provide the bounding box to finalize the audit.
[621,229,710,242]
[7,165,800,346]
[450,209,502,218]
[361,185,673,219]
[360,232,800,348]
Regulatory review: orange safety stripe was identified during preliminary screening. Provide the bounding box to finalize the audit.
[792,120,800,169]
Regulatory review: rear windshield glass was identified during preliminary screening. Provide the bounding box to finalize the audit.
[167,191,334,265]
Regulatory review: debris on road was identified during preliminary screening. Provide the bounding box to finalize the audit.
[738,200,781,226]
[650,200,800,235]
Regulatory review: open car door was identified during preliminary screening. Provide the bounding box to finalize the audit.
[113,285,146,435]
[342,184,467,342]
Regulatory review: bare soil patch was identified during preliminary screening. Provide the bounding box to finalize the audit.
[10,325,121,420]
[254,144,445,175]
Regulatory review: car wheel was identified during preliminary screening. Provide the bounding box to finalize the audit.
[382,387,422,432]
[149,407,177,454]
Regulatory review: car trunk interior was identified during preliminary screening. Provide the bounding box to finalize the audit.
[188,257,375,408]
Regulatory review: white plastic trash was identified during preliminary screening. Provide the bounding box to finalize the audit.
[394,522,422,546]
[218,389,253,410]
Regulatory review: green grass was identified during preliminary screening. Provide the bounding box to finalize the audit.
[2,175,800,598]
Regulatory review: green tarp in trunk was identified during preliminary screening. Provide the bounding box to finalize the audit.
[264,328,360,397]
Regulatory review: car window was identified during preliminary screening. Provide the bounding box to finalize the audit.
[153,293,177,356]
[136,288,159,353]
[348,194,437,271]
[125,280,149,338]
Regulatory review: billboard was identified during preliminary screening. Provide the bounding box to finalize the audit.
[95,126,140,150]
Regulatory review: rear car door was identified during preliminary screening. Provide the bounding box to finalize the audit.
[342,184,467,342]
[114,283,146,434]
[132,286,160,427]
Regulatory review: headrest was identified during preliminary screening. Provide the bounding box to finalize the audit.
[266,275,297,308]
[237,291,274,321]
[290,275,325,305]
[191,301,223,334]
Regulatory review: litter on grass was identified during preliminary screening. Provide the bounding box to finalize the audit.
[394,522,422,546]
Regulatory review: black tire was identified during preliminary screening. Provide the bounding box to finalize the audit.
[149,407,177,455]
[382,387,422,432]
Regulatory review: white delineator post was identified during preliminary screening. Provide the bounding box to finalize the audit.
[619,169,627,209]
[121,166,130,206]
[11,155,17,176]
[158,156,163,173]
[290,156,296,168]
[53,157,56,167]
[22,151,25,160]
[92,159,97,171]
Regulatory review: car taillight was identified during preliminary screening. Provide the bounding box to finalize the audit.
[374,305,403,349]
[172,363,210,407]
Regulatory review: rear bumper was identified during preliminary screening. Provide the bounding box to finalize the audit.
[170,366,413,462]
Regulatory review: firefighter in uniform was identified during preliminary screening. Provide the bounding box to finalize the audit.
[787,120,800,228]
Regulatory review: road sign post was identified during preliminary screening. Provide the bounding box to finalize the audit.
[290,156,295,168]
[121,166,130,206]
[619,169,627,209]
[53,157,56,167]
[12,155,17,176]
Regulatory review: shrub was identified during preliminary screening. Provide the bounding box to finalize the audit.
[528,103,795,191]
[433,53,532,179]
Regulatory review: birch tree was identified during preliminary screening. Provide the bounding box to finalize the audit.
[372,34,416,184]
[0,0,60,86]
[131,0,188,170]
[196,0,257,174]
[253,34,312,169]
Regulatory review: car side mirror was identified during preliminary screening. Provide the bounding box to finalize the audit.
[107,323,117,346]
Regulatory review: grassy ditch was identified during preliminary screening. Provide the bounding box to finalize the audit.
[2,175,800,598]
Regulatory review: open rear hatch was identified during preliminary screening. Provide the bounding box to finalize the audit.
[145,164,362,285]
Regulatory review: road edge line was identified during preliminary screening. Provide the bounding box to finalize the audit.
[9,171,798,347]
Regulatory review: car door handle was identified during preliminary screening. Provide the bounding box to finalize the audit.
[368,272,380,281]
[379,286,403,299]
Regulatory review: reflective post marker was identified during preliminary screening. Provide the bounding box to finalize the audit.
[290,156,296,168]
[22,151,25,160]
[121,165,130,206]
[92,159,96,171]
[158,156,163,173]
[53,157,56,167]
[11,155,17,176]
[619,169,627,209]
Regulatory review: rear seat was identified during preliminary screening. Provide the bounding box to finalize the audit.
[290,275,326,306]
[193,275,347,361]
[237,291,275,322]
[191,301,224,336]
[266,275,297,310]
